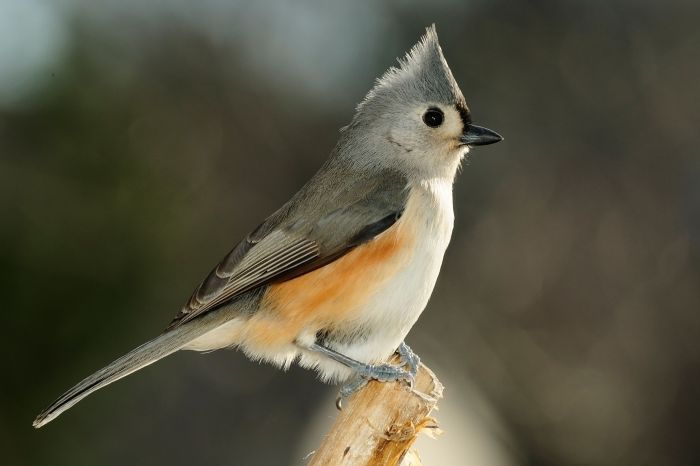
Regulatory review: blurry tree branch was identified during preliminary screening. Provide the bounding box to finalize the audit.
[309,359,443,465]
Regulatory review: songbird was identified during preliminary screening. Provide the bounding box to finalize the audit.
[33,24,502,428]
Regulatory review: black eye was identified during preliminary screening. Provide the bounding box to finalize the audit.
[422,108,444,128]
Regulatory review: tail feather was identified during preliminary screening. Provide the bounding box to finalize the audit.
[33,315,224,428]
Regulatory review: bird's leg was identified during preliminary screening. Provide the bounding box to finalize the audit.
[305,342,414,407]
[396,341,420,377]
[308,342,414,383]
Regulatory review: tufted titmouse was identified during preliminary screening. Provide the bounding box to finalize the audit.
[33,25,502,428]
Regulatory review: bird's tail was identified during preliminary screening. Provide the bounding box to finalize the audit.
[33,313,226,429]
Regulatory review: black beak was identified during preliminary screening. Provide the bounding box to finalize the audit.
[460,124,503,147]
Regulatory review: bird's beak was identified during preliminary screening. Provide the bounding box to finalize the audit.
[460,124,503,147]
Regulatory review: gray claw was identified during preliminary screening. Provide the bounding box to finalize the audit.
[397,341,420,377]
[336,376,369,410]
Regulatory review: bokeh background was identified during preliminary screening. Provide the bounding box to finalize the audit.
[2,0,699,465]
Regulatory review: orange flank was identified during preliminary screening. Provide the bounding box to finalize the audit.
[243,217,416,349]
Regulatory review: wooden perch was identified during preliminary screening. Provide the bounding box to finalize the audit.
[309,359,444,466]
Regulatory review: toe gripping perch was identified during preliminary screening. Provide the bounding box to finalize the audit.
[307,341,420,408]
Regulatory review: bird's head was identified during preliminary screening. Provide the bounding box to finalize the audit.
[342,25,502,180]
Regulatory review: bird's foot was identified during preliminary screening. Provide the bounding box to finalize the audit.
[304,341,417,409]
[335,359,415,410]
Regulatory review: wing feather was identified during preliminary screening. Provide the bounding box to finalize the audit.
[169,233,319,328]
[167,166,410,330]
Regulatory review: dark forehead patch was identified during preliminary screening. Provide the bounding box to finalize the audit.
[456,102,472,128]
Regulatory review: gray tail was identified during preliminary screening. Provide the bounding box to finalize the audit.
[33,317,220,428]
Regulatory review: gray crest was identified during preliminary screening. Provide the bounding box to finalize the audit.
[355,25,467,120]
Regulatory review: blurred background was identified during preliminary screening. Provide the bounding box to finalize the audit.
[2,0,699,465]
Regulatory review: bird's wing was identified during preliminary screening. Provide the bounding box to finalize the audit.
[167,168,409,329]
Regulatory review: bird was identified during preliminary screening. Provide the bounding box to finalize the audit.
[33,24,502,429]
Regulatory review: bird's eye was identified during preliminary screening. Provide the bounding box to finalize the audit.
[422,108,444,128]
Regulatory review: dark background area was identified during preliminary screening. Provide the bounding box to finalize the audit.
[2,1,699,465]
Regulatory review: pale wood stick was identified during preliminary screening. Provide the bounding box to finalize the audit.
[309,359,444,466]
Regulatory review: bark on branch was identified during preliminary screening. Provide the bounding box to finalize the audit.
[309,359,444,465]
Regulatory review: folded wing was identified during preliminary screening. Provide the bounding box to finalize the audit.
[167,167,410,329]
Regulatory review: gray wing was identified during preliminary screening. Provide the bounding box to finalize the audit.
[167,166,409,329]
